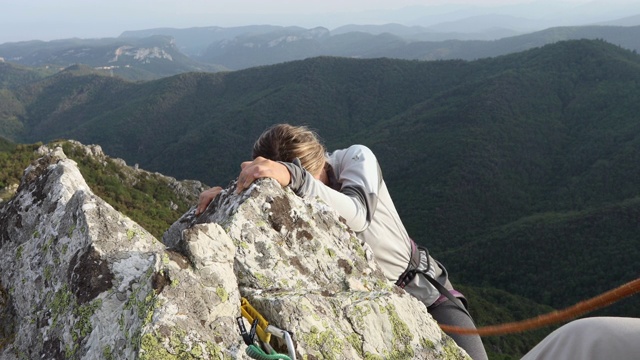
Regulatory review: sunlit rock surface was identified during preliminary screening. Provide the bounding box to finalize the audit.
[0,145,468,359]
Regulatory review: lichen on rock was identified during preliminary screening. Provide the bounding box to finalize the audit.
[0,143,469,359]
[164,173,470,359]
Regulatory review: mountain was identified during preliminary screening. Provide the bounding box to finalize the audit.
[0,62,51,139]
[598,14,640,26]
[329,23,517,42]
[0,39,638,324]
[199,28,413,70]
[331,23,433,37]
[425,14,543,34]
[342,25,640,61]
[0,61,55,88]
[199,26,333,70]
[0,36,225,81]
[158,24,640,69]
[120,25,285,57]
[4,23,640,74]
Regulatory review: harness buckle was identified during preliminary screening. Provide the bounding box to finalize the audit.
[395,269,417,289]
[396,239,423,289]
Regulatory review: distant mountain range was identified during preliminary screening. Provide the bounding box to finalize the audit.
[0,36,224,81]
[121,22,640,69]
[1,21,640,80]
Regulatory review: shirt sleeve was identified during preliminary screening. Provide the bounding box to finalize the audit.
[280,145,381,233]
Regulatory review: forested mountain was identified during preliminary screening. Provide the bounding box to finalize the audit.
[0,61,55,88]
[1,39,639,357]
[0,63,53,138]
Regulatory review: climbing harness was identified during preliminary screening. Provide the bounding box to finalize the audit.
[395,240,640,337]
[238,297,296,360]
[395,240,473,320]
[440,277,640,336]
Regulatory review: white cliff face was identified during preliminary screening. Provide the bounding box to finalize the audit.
[110,45,174,63]
[0,145,468,359]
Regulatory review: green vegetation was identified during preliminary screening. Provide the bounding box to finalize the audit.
[443,199,640,320]
[0,61,53,89]
[0,136,15,152]
[0,140,197,239]
[0,142,42,200]
[60,142,196,238]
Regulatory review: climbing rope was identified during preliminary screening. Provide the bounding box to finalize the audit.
[245,344,292,360]
[440,277,640,336]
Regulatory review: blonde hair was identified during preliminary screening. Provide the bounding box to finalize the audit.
[253,124,326,176]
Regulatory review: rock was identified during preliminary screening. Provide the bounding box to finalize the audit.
[0,145,469,359]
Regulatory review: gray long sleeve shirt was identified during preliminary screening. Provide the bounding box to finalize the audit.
[282,144,413,281]
[283,144,445,306]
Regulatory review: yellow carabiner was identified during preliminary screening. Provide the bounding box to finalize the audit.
[240,297,271,344]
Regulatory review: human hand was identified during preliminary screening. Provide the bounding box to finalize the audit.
[236,156,291,193]
[195,186,223,215]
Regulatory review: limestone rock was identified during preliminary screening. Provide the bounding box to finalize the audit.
[0,145,469,359]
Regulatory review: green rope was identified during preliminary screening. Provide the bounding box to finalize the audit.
[245,344,292,360]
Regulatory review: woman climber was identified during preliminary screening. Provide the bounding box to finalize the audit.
[195,124,488,360]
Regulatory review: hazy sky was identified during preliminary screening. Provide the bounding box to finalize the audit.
[1,0,638,44]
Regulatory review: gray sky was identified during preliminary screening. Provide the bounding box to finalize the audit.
[1,0,638,44]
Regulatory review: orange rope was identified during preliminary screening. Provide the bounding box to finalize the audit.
[439,277,640,336]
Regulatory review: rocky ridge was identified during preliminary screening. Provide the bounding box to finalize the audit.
[0,144,468,359]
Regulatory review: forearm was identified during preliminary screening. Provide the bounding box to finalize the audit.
[280,160,369,232]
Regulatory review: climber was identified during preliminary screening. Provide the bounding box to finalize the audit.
[195,124,488,360]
